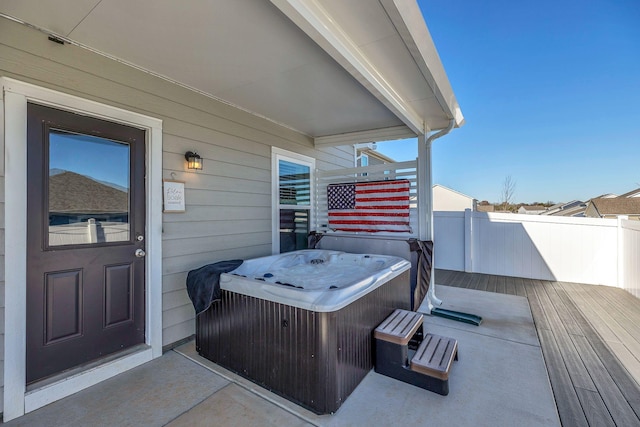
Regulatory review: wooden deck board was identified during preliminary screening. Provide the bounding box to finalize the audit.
[561,282,640,387]
[476,273,489,292]
[544,281,585,337]
[555,283,640,419]
[533,281,596,392]
[573,387,616,427]
[594,286,640,342]
[523,280,552,332]
[504,277,517,295]
[537,328,590,427]
[484,274,497,293]
[434,269,640,427]
[515,277,527,297]
[571,334,639,426]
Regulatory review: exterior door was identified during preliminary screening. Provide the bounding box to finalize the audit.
[26,103,146,385]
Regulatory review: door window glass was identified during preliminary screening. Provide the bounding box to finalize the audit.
[48,130,130,246]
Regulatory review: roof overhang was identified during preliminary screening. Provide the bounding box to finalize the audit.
[0,0,463,146]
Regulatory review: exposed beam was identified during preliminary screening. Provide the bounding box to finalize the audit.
[314,125,416,148]
[270,0,425,136]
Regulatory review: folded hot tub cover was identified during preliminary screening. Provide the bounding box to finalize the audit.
[186,259,243,315]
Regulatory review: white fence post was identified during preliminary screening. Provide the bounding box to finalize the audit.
[618,215,628,289]
[464,208,472,272]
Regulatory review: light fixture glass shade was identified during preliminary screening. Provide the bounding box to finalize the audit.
[185,151,203,170]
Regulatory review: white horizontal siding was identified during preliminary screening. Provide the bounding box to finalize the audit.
[0,17,355,382]
[162,320,195,348]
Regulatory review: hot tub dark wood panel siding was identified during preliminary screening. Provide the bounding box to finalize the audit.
[196,270,410,414]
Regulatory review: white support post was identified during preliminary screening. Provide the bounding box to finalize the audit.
[87,218,98,244]
[417,130,441,310]
[464,208,472,272]
[417,133,429,241]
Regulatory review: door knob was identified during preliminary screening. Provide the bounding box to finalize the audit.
[135,249,146,258]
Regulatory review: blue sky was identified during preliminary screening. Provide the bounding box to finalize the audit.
[50,132,130,188]
[376,0,640,204]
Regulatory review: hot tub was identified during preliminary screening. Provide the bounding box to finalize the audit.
[196,249,411,414]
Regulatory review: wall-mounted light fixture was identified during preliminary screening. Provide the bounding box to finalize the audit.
[185,151,203,170]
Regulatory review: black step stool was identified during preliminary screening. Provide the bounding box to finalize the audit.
[374,309,458,395]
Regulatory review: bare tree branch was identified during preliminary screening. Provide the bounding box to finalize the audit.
[500,175,516,212]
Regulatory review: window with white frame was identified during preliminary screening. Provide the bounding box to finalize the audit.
[272,148,315,254]
[358,153,369,167]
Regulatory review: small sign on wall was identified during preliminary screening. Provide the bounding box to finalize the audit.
[163,180,185,212]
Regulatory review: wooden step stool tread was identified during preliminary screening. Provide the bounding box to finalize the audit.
[410,333,458,380]
[374,309,423,345]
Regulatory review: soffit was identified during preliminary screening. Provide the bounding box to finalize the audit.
[0,0,462,141]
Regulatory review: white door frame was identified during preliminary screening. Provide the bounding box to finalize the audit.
[1,78,164,421]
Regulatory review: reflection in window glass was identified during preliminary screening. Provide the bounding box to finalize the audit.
[279,160,310,206]
[48,130,130,246]
[279,209,309,253]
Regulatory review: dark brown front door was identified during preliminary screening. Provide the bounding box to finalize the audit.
[26,103,146,385]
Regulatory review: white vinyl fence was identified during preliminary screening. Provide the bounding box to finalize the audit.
[434,210,638,288]
[620,219,640,297]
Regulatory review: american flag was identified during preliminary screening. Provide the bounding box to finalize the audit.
[327,180,411,232]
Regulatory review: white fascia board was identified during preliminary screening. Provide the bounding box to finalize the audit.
[270,0,424,136]
[380,0,464,128]
[314,125,416,148]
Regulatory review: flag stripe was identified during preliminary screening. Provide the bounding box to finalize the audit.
[356,196,409,203]
[331,222,411,226]
[329,212,409,217]
[356,188,409,194]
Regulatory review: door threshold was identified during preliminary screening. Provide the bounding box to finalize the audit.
[26,344,150,392]
[24,344,152,414]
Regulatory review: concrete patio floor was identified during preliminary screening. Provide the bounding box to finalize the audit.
[3,286,560,426]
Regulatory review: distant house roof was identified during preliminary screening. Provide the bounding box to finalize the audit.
[543,200,584,216]
[477,204,495,212]
[618,188,640,198]
[49,171,128,214]
[588,197,640,217]
[520,205,547,211]
[549,206,586,217]
[554,205,587,217]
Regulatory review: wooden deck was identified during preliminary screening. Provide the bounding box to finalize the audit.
[435,269,640,427]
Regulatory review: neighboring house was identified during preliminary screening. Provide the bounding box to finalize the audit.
[0,1,463,420]
[551,204,587,217]
[543,200,586,217]
[619,188,640,198]
[584,197,640,220]
[355,143,396,167]
[49,171,130,245]
[433,184,477,211]
[49,171,128,220]
[477,203,495,213]
[517,205,547,215]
